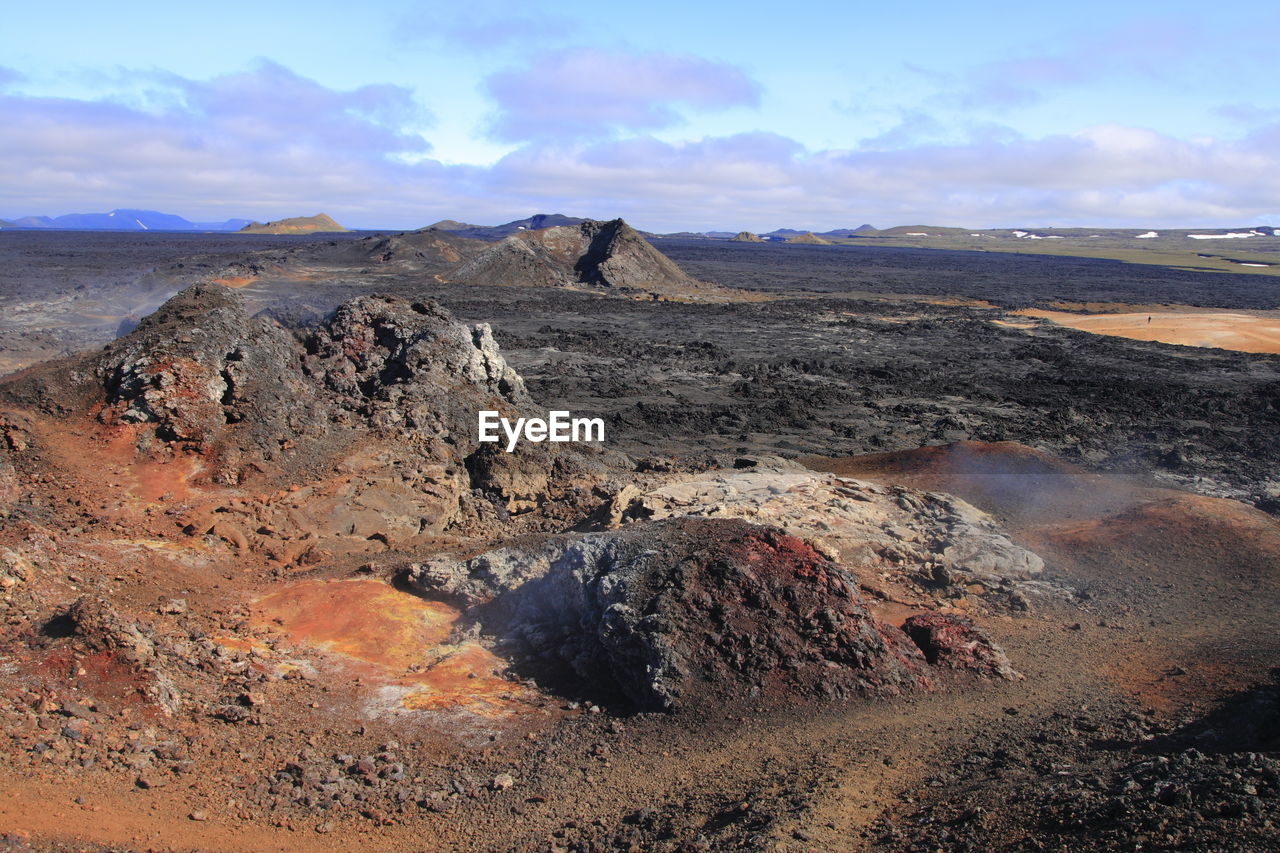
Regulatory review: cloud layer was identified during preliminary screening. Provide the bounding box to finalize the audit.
[1,61,1277,230]
[483,48,762,141]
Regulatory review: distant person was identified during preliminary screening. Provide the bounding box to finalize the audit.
[1147,316,1152,324]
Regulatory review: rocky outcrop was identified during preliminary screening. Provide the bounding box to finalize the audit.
[0,547,32,594]
[35,286,608,558]
[731,232,764,243]
[92,288,532,460]
[611,464,1044,587]
[490,519,931,711]
[303,296,529,436]
[402,537,569,608]
[402,513,1024,711]
[96,284,326,457]
[397,463,1034,709]
[451,219,702,296]
[58,597,182,714]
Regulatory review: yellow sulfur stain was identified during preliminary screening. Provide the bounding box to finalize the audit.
[252,578,536,719]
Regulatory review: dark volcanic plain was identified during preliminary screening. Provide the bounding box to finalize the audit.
[0,227,1277,852]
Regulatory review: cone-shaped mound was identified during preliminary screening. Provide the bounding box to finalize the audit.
[785,231,832,244]
[451,218,699,295]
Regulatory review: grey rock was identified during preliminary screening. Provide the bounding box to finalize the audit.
[452,219,700,296]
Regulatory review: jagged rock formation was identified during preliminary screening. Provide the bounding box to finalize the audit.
[56,597,182,714]
[450,219,703,297]
[403,512,1023,711]
[239,214,348,235]
[104,288,525,457]
[785,232,832,245]
[12,286,610,560]
[92,284,327,460]
[304,297,528,424]
[487,519,932,711]
[610,464,1044,588]
[731,231,764,243]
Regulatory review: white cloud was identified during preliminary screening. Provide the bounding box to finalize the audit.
[482,48,762,142]
[1,62,1277,231]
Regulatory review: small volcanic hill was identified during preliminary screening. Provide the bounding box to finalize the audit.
[424,219,481,232]
[731,231,764,242]
[430,213,589,241]
[239,213,349,235]
[5,285,610,561]
[785,231,832,244]
[404,515,1017,712]
[451,218,722,299]
[494,519,936,711]
[874,224,969,236]
[312,228,486,270]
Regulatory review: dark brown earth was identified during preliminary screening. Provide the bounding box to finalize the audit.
[0,225,1276,852]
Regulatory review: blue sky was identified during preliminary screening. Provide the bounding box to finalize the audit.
[2,0,1277,231]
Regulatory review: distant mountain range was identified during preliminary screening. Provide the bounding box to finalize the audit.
[0,209,252,232]
[4,209,1277,242]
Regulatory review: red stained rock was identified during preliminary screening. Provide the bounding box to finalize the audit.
[901,612,1020,681]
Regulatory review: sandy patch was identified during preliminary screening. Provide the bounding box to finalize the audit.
[211,275,253,288]
[1016,309,1280,354]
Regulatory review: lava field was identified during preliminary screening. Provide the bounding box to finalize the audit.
[0,226,1277,852]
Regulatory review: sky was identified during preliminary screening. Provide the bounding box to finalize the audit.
[1,0,1278,232]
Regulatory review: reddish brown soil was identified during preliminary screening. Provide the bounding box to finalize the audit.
[807,440,1280,703]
